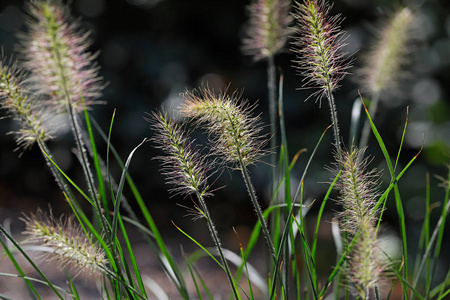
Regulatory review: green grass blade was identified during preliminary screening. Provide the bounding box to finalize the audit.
[0,249,40,300]
[278,72,291,299]
[238,238,254,300]
[173,222,244,300]
[118,216,147,298]
[111,138,147,240]
[0,226,64,299]
[183,249,205,300]
[64,270,79,300]
[312,170,340,258]
[429,268,450,299]
[91,114,190,299]
[83,97,109,220]
[269,124,331,300]
[394,107,409,172]
[317,234,358,299]
[292,214,318,299]
[429,164,450,294]
[0,273,72,297]
[361,98,409,285]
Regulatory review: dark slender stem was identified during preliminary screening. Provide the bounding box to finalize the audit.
[326,85,341,155]
[196,194,240,299]
[240,163,277,264]
[267,55,277,192]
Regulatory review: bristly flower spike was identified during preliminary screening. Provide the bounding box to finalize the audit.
[242,0,294,62]
[291,0,350,100]
[334,148,389,298]
[180,86,277,264]
[149,110,211,198]
[358,7,418,97]
[0,58,53,150]
[291,0,352,158]
[22,209,107,275]
[20,0,103,113]
[358,7,419,150]
[150,110,241,299]
[180,86,268,170]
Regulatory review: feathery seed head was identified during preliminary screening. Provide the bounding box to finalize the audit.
[150,110,211,197]
[179,86,268,169]
[357,7,419,96]
[291,0,351,102]
[335,148,380,233]
[22,209,106,274]
[0,59,53,150]
[334,148,389,297]
[242,0,294,61]
[20,0,103,113]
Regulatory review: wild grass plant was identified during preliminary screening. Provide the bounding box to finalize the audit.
[0,0,449,299]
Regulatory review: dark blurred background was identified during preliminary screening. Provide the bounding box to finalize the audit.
[1,0,450,280]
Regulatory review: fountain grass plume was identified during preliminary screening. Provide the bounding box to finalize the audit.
[291,0,351,102]
[334,148,389,299]
[149,110,241,299]
[179,86,268,170]
[149,110,211,198]
[357,7,418,97]
[291,0,352,158]
[22,208,107,275]
[20,0,103,113]
[358,7,419,150]
[179,85,276,263]
[242,0,294,62]
[242,0,294,196]
[0,58,53,150]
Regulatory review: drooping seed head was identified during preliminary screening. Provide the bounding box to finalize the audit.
[149,110,211,197]
[0,58,53,150]
[19,0,103,113]
[291,0,351,102]
[179,86,268,169]
[242,0,294,61]
[22,209,107,274]
[357,7,419,97]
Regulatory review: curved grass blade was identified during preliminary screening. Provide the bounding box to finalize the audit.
[317,234,358,299]
[91,114,190,299]
[270,124,331,300]
[0,273,71,297]
[111,138,147,240]
[118,216,147,298]
[173,222,244,300]
[182,248,205,300]
[82,96,109,220]
[361,94,410,287]
[312,170,341,258]
[234,228,255,300]
[0,226,64,299]
[142,275,169,300]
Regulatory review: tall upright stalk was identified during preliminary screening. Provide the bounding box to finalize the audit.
[268,55,278,193]
[20,0,107,228]
[180,87,276,264]
[291,0,352,158]
[150,110,239,299]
